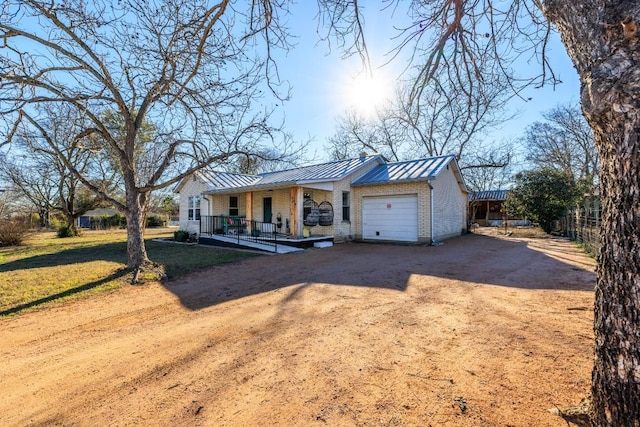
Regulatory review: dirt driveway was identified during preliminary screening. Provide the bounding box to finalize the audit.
[0,230,595,426]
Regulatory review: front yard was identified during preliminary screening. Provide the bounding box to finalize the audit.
[0,231,595,426]
[0,228,258,315]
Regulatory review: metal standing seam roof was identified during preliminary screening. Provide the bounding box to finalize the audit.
[351,155,456,186]
[203,155,383,193]
[256,155,381,184]
[199,170,260,189]
[468,190,510,201]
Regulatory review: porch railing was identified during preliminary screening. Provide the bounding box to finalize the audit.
[200,215,277,251]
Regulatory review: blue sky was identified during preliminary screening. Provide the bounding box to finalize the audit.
[272,3,582,165]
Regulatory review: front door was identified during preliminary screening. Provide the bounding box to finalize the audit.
[263,197,273,223]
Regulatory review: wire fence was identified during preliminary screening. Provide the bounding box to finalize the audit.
[561,198,601,255]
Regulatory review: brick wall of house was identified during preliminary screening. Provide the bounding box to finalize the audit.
[296,188,331,237]
[250,189,288,223]
[352,182,432,243]
[330,176,354,242]
[206,193,246,217]
[330,161,383,242]
[271,189,290,232]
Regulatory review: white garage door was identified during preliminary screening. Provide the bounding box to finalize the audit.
[362,195,418,242]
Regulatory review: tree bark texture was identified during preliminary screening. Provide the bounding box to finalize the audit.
[544,1,640,425]
[124,189,149,271]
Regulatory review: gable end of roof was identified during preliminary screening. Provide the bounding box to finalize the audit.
[351,155,457,186]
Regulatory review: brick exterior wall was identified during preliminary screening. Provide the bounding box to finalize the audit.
[247,189,288,226]
[206,192,246,217]
[352,182,432,243]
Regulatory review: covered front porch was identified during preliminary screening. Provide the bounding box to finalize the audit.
[198,215,333,253]
[203,185,337,238]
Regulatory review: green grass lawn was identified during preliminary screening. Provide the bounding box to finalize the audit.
[0,228,259,316]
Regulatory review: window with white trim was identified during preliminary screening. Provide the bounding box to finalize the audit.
[188,196,201,220]
[342,191,350,222]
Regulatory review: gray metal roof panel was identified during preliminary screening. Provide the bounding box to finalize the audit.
[200,171,260,189]
[351,155,456,185]
[203,155,383,193]
[255,155,381,185]
[469,190,509,201]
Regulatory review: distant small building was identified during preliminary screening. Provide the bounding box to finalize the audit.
[469,190,530,227]
[77,208,120,228]
[469,190,509,226]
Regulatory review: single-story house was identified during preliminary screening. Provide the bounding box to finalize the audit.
[175,154,468,249]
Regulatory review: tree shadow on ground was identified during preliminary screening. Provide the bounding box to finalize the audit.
[0,242,127,273]
[0,238,256,315]
[163,232,596,311]
[0,268,130,316]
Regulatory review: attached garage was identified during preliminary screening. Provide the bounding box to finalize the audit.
[352,155,468,243]
[362,195,418,242]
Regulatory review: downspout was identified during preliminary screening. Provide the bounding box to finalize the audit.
[428,181,443,246]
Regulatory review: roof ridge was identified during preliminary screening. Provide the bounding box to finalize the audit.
[384,154,455,165]
[257,154,381,177]
[201,170,257,178]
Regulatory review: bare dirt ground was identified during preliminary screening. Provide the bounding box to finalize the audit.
[0,229,596,426]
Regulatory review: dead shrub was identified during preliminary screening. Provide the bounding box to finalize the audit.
[0,218,32,246]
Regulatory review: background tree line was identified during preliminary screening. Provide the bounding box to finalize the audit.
[505,103,599,233]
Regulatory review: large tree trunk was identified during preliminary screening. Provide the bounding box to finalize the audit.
[545,1,640,424]
[591,115,640,425]
[38,206,50,228]
[124,189,149,272]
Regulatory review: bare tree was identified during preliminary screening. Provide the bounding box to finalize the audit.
[0,1,298,277]
[0,153,60,227]
[0,188,14,220]
[326,108,405,161]
[221,147,306,175]
[2,104,116,233]
[522,103,598,187]
[326,68,516,188]
[316,0,640,423]
[462,143,516,191]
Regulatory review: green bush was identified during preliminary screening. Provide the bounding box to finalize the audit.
[174,229,190,242]
[505,169,583,233]
[0,218,31,246]
[112,213,126,228]
[173,229,197,242]
[146,214,167,228]
[57,223,79,238]
[49,216,65,230]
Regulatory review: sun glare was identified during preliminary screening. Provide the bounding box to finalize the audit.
[343,72,392,117]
